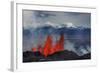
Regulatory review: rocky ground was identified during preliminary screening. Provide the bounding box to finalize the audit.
[23,50,91,63]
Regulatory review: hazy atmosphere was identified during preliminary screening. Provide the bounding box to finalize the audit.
[23,10,91,28]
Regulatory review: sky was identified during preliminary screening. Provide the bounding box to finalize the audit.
[22,10,91,28]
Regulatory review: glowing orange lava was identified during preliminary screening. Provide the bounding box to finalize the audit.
[32,34,64,57]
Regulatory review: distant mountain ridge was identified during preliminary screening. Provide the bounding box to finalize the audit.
[23,25,90,36]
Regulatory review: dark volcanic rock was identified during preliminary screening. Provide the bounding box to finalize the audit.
[23,51,44,62]
[47,50,79,60]
[79,53,91,59]
[23,50,91,63]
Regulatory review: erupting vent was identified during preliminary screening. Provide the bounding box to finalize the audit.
[32,34,64,57]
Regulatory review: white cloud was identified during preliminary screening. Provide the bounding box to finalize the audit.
[63,22,77,28]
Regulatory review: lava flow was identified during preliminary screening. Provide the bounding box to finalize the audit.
[32,34,64,57]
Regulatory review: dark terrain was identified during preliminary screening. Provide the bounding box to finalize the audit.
[23,50,91,63]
